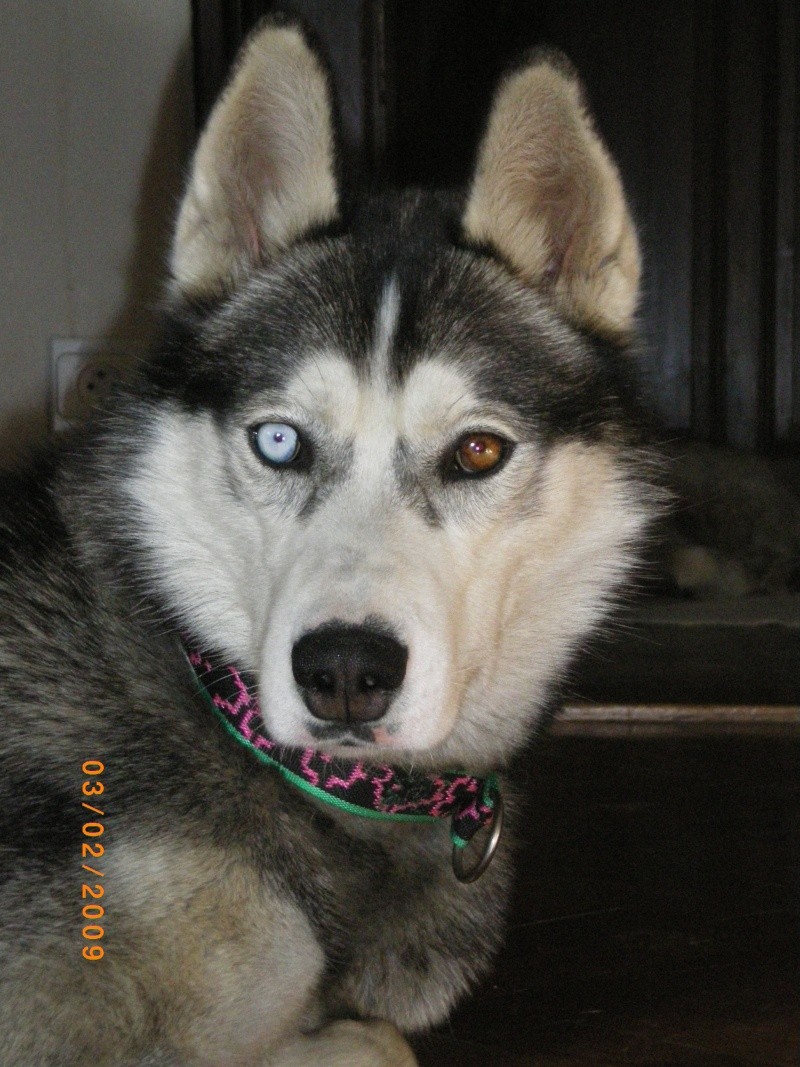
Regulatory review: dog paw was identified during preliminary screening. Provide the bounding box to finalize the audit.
[273,1019,418,1067]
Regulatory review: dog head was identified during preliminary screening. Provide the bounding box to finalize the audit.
[119,21,657,769]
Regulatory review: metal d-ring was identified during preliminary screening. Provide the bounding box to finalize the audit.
[452,790,505,883]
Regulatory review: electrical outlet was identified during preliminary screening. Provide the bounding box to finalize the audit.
[50,340,130,431]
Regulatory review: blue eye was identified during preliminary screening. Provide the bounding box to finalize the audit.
[251,423,301,466]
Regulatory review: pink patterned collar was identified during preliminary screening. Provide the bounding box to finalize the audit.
[184,644,504,882]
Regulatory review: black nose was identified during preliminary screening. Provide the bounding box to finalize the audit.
[291,623,408,724]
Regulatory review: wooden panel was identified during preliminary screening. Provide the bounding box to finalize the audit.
[724,0,772,450]
[774,0,800,444]
[572,599,800,705]
[384,0,539,187]
[553,703,800,737]
[191,0,240,127]
[691,0,728,442]
[557,704,800,724]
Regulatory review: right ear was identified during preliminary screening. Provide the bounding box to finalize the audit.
[462,51,640,341]
[170,19,339,298]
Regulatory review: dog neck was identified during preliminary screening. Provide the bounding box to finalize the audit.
[183,643,501,866]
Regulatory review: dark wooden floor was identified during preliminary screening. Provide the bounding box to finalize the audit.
[414,726,799,1066]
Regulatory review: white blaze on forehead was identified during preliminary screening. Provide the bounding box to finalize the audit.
[372,275,401,384]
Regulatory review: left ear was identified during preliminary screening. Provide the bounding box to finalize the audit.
[170,19,339,298]
[463,51,640,341]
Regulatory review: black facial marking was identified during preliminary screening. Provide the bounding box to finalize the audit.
[292,437,354,521]
[393,440,442,527]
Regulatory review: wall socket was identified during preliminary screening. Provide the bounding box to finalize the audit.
[50,340,131,431]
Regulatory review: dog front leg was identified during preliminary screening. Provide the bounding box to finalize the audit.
[270,1019,417,1067]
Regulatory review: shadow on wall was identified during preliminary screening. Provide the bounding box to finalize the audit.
[0,37,194,466]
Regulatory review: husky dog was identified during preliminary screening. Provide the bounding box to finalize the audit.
[0,18,658,1067]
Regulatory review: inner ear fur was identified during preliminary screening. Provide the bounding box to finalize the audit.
[170,19,339,297]
[463,51,640,341]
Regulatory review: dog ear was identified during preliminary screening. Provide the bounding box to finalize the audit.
[170,19,338,297]
[463,51,640,340]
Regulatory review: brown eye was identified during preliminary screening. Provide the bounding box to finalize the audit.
[454,432,507,475]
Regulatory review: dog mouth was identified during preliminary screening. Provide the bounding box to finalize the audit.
[307,721,398,748]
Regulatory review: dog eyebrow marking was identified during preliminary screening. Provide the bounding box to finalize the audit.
[372,275,401,386]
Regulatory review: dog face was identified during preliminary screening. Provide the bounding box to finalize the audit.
[119,23,656,770]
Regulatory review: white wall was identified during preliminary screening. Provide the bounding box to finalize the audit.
[0,0,194,459]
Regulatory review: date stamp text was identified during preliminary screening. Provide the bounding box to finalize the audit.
[80,760,106,960]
